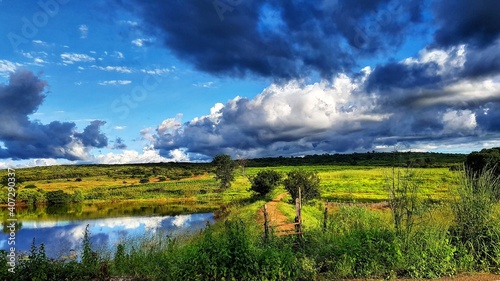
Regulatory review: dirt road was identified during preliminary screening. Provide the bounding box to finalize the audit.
[258,194,500,281]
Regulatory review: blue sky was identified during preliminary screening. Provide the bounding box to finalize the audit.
[0,0,499,167]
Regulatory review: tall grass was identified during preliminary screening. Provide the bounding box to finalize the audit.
[450,167,500,271]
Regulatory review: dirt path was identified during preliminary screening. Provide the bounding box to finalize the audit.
[257,192,297,235]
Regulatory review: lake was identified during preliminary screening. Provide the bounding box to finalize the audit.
[1,202,215,259]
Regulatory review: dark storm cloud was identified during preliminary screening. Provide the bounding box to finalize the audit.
[462,41,500,78]
[433,0,500,48]
[476,103,500,132]
[0,69,108,160]
[75,120,108,148]
[127,0,500,159]
[366,61,442,92]
[432,0,500,79]
[118,0,423,79]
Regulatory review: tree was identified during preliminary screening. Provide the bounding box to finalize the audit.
[249,169,282,196]
[283,169,320,203]
[212,154,237,188]
[45,190,71,205]
[465,147,500,177]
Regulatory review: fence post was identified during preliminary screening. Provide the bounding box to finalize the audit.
[263,204,269,241]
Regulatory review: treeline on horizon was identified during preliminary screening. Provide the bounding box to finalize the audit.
[1,151,470,184]
[245,151,467,167]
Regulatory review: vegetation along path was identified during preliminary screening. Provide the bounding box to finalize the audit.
[257,192,297,236]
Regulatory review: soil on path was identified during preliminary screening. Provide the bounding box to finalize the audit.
[257,192,297,235]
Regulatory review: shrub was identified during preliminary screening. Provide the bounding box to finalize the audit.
[158,176,167,182]
[72,189,84,203]
[249,169,282,196]
[139,178,149,184]
[283,169,320,202]
[75,177,82,182]
[403,227,457,278]
[17,189,46,205]
[45,190,71,205]
[24,184,37,189]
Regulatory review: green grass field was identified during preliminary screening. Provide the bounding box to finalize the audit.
[2,165,460,207]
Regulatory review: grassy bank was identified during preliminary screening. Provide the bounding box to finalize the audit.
[2,198,499,280]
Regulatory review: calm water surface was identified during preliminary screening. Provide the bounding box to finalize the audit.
[1,203,215,259]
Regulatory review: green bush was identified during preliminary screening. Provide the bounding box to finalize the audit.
[283,169,320,202]
[403,227,457,278]
[17,189,46,205]
[139,178,149,184]
[72,189,84,203]
[45,190,71,205]
[24,184,37,189]
[249,169,282,196]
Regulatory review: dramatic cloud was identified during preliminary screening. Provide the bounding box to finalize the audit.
[119,0,423,79]
[0,69,108,160]
[433,0,500,48]
[432,0,500,80]
[153,72,388,158]
[151,45,500,159]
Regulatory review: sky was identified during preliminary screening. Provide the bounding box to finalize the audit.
[0,0,499,167]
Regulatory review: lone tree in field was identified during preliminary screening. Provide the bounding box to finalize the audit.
[283,169,320,203]
[212,154,237,188]
[249,169,282,196]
